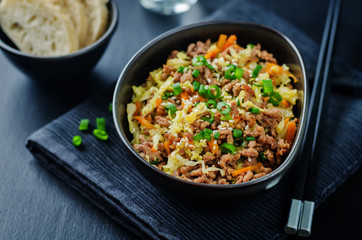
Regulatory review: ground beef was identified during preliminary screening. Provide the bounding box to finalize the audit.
[191,120,210,133]
[168,50,179,59]
[218,129,234,144]
[178,69,191,83]
[155,116,171,127]
[249,43,277,63]
[134,144,163,161]
[204,67,219,86]
[186,39,211,57]
[230,101,240,118]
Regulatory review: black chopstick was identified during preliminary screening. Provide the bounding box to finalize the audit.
[284,0,342,237]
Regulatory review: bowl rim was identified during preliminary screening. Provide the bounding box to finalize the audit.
[113,20,308,190]
[0,0,118,60]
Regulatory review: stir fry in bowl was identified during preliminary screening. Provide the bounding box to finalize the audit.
[126,34,300,185]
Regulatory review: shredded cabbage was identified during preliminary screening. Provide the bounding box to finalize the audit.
[166,51,191,69]
[141,77,174,116]
[127,103,138,134]
[149,68,164,87]
[276,85,298,105]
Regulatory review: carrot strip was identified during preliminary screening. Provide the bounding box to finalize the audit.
[134,102,141,116]
[134,116,154,129]
[221,35,237,52]
[151,147,157,152]
[284,117,290,125]
[266,63,283,75]
[281,99,290,107]
[180,92,188,108]
[155,98,162,108]
[155,98,163,115]
[217,34,227,51]
[207,137,218,155]
[232,162,263,177]
[205,47,219,59]
[285,121,296,143]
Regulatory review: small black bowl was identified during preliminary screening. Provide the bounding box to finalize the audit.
[0,0,118,83]
[113,21,308,200]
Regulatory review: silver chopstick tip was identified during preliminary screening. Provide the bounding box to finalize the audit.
[298,200,315,237]
[284,199,303,235]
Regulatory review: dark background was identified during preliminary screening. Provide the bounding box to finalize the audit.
[1,0,361,239]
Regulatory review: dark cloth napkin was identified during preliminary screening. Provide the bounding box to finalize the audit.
[26,0,362,239]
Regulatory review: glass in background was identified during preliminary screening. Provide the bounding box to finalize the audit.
[139,0,198,15]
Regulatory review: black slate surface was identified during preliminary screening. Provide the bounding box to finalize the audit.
[2,0,362,239]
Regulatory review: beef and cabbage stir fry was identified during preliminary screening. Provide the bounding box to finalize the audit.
[127,34,300,184]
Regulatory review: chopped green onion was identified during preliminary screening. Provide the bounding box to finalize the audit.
[72,135,82,147]
[225,64,244,80]
[195,102,200,107]
[234,68,244,80]
[193,128,213,141]
[250,107,260,114]
[262,79,273,93]
[213,132,220,140]
[269,91,282,106]
[224,64,236,80]
[260,152,267,162]
[192,69,200,78]
[207,85,221,99]
[220,113,232,121]
[237,98,240,107]
[193,131,205,141]
[165,103,177,114]
[172,83,182,96]
[150,158,159,164]
[252,64,263,78]
[245,136,255,141]
[204,62,215,71]
[203,128,213,141]
[253,84,263,87]
[199,84,207,98]
[96,118,106,130]
[108,102,113,112]
[192,55,206,66]
[79,119,89,131]
[193,81,200,91]
[177,66,185,73]
[247,43,254,49]
[232,129,243,138]
[201,112,214,124]
[93,129,108,141]
[217,102,231,115]
[163,91,174,99]
[206,99,217,109]
[220,143,236,154]
[192,55,215,71]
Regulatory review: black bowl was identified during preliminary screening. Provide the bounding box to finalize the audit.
[0,0,118,83]
[113,21,308,200]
